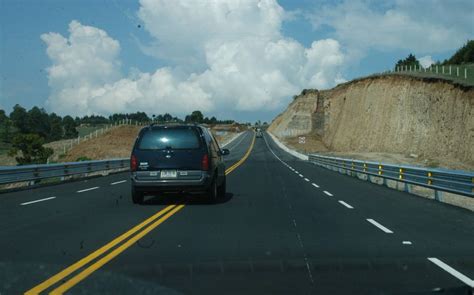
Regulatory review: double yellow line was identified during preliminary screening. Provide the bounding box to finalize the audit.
[225,133,255,175]
[26,132,255,295]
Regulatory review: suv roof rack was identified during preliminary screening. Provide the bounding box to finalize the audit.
[147,122,203,128]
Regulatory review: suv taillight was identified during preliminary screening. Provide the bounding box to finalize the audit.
[131,155,138,172]
[201,154,209,171]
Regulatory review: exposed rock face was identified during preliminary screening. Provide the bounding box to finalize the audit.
[269,75,474,168]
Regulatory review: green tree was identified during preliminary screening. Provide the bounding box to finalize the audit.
[162,113,173,122]
[395,53,421,70]
[48,113,63,141]
[10,104,29,133]
[0,109,12,143]
[63,116,78,138]
[185,110,204,123]
[27,107,50,139]
[0,110,6,123]
[445,40,474,64]
[8,134,53,165]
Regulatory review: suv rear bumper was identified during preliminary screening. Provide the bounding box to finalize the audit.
[131,172,212,193]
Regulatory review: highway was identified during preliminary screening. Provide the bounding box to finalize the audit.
[0,131,473,294]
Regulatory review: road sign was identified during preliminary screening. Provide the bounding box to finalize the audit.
[298,136,305,144]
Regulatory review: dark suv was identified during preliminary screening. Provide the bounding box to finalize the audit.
[130,124,229,204]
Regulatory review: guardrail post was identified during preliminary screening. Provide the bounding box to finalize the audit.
[434,190,442,201]
[364,163,370,182]
[378,164,386,186]
[400,168,409,192]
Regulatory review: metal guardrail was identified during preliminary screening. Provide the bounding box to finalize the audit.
[0,159,129,185]
[308,154,474,198]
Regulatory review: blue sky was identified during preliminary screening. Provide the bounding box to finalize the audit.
[1,0,473,122]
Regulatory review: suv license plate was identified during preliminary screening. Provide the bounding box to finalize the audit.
[160,170,177,179]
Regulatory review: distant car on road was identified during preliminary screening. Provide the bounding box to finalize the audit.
[130,124,229,204]
[256,128,263,138]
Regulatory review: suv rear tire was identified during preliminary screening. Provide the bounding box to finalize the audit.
[132,187,144,204]
[217,176,226,199]
[207,177,218,203]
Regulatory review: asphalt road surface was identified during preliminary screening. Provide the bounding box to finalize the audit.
[0,131,473,294]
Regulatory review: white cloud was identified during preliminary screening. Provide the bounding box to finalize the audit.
[418,55,434,68]
[309,0,474,54]
[42,1,346,117]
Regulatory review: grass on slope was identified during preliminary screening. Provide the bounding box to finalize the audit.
[394,63,474,86]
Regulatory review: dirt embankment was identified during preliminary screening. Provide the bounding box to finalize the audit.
[63,126,141,162]
[62,124,246,162]
[268,75,474,170]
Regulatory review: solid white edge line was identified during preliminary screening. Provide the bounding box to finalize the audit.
[77,186,99,193]
[366,218,393,234]
[304,178,310,182]
[311,183,320,188]
[20,196,56,206]
[111,180,127,185]
[323,190,333,196]
[338,200,354,209]
[428,257,474,288]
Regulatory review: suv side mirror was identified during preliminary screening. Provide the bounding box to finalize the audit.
[220,148,230,156]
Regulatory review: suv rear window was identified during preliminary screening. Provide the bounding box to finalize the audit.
[138,128,201,150]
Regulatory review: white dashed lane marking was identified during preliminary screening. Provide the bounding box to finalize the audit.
[77,187,99,193]
[20,196,56,206]
[323,191,333,196]
[111,180,127,185]
[366,218,394,234]
[304,178,310,182]
[311,183,319,188]
[428,258,474,287]
[338,200,354,209]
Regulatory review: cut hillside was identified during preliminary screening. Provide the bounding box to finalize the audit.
[63,125,141,162]
[268,75,474,170]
